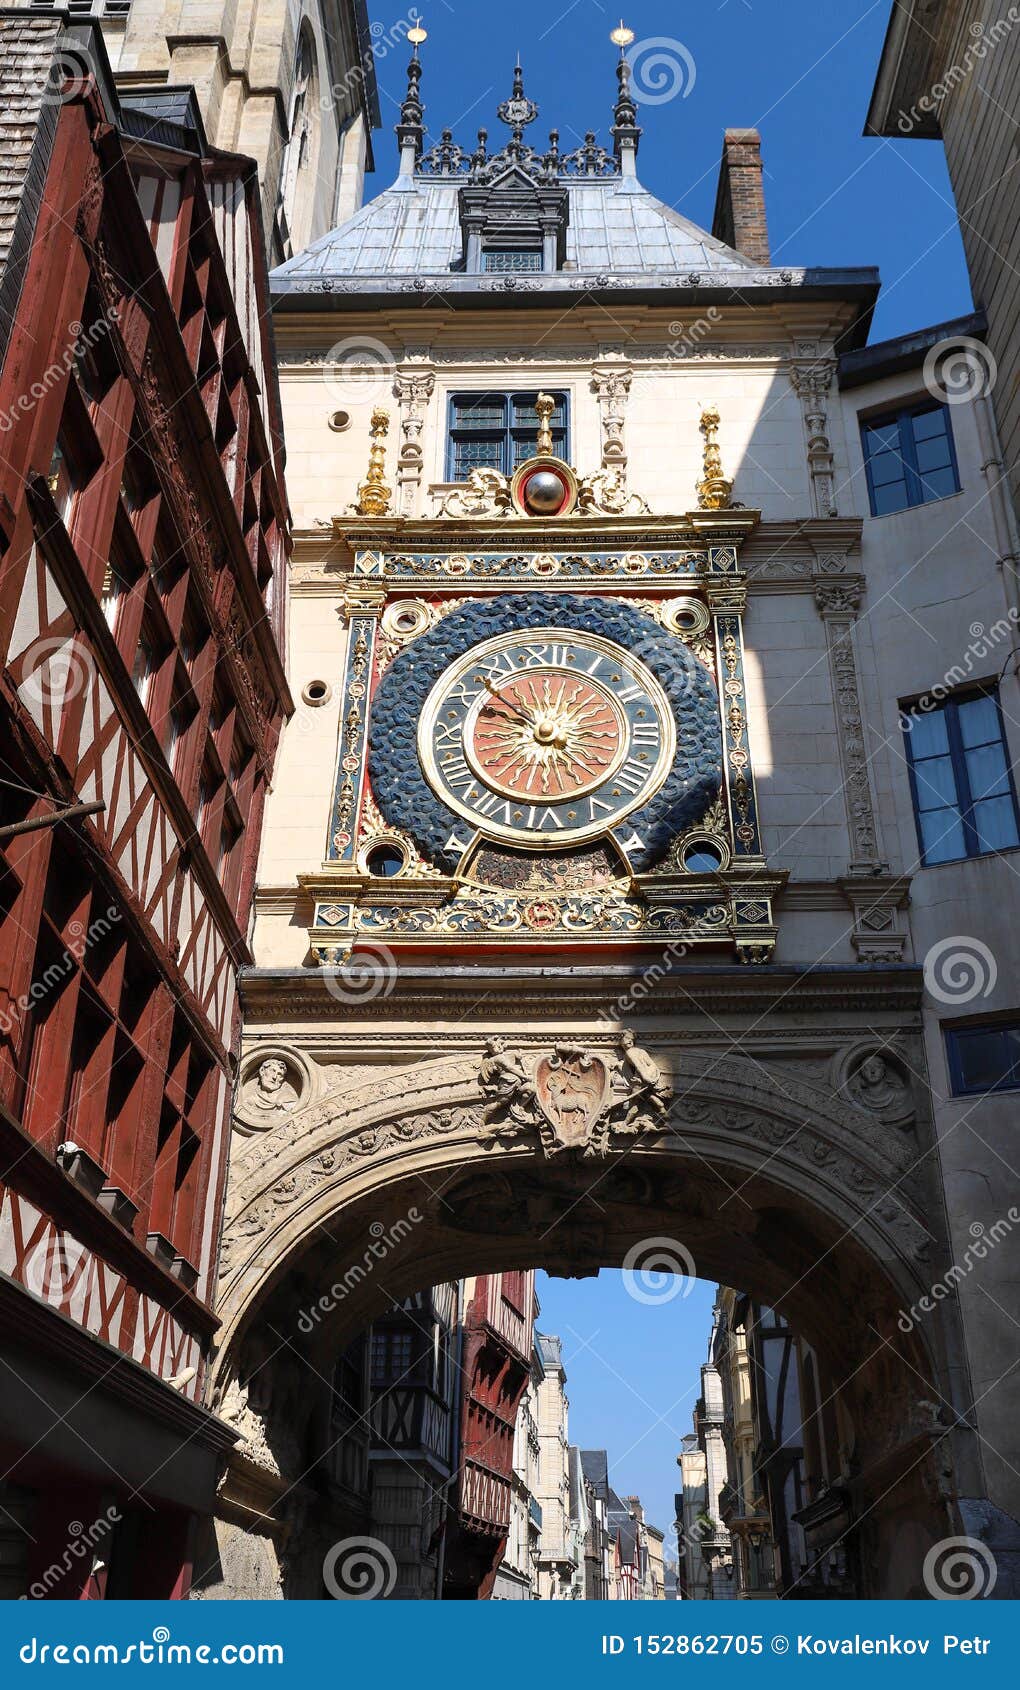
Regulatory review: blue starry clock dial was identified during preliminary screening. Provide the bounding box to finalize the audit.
[367,592,723,875]
[418,629,676,847]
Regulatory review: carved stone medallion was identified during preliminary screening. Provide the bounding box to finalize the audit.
[535,1047,611,1150]
[479,1034,671,1158]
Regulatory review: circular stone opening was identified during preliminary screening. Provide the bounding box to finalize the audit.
[683,841,724,874]
[302,680,331,707]
[328,410,352,433]
[365,843,406,878]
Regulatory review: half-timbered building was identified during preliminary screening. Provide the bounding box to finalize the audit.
[0,13,289,1597]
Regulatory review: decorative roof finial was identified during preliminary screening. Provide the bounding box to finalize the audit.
[610,21,641,169]
[355,407,393,517]
[396,22,428,167]
[497,57,539,146]
[696,406,734,511]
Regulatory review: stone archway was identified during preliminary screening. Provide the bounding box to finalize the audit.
[206,968,987,1600]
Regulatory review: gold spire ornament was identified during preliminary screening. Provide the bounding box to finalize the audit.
[535,392,556,457]
[696,405,734,510]
[355,407,393,517]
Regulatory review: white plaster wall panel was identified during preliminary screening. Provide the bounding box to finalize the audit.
[82,1256,128,1348]
[254,600,348,890]
[743,594,849,880]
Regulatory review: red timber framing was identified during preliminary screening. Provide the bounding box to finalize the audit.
[0,15,290,1595]
[443,1272,535,1600]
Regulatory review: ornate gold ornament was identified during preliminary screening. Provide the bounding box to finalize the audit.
[535,391,556,456]
[576,469,651,517]
[439,467,514,519]
[696,406,734,511]
[354,406,393,517]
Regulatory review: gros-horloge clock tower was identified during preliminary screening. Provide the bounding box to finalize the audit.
[210,28,1020,1600]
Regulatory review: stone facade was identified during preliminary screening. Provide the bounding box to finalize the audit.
[493,1349,543,1600]
[533,1334,582,1599]
[214,36,1020,1599]
[867,0,1020,514]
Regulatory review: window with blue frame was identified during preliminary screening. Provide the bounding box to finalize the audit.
[861,400,959,515]
[901,688,1019,865]
[447,391,568,480]
[945,1021,1020,1095]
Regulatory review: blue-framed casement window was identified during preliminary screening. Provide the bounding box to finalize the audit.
[861,400,960,515]
[901,688,1020,865]
[945,1021,1020,1095]
[446,391,568,481]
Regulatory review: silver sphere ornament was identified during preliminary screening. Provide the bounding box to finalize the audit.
[522,470,566,514]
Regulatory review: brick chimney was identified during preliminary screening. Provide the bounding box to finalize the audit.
[711,128,770,265]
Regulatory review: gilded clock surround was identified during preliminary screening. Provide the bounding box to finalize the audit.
[306,417,781,965]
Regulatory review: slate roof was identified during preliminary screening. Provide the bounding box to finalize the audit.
[0,11,59,271]
[535,1331,564,1371]
[272,171,758,285]
[580,1449,610,1497]
[270,56,878,341]
[0,10,64,361]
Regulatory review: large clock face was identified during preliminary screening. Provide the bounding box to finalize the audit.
[418,628,677,847]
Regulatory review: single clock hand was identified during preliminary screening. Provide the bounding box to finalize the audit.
[479,674,534,726]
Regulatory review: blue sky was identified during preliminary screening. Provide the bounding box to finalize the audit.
[537,1269,717,1552]
[366,0,972,340]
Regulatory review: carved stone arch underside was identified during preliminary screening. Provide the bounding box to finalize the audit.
[217,1042,944,1370]
[209,1028,999,1601]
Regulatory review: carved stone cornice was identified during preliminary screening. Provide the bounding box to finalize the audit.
[332,509,761,551]
[238,962,925,1021]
